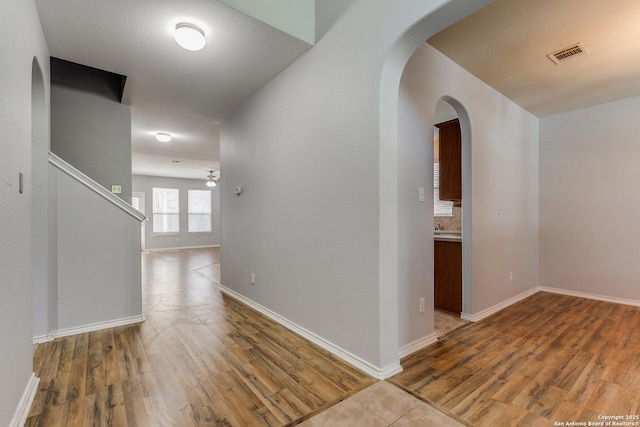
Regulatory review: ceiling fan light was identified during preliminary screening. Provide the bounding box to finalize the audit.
[206,170,217,187]
[155,132,172,142]
[174,23,206,51]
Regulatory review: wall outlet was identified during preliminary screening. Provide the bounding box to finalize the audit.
[251,273,255,285]
[509,271,513,282]
[111,184,122,194]
[419,297,425,313]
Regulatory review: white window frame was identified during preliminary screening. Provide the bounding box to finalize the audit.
[152,187,180,235]
[434,163,454,217]
[187,189,212,234]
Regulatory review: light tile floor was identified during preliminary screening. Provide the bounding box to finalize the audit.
[203,255,469,426]
[434,309,469,337]
[299,381,463,426]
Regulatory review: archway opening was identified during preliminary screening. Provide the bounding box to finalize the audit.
[31,57,55,340]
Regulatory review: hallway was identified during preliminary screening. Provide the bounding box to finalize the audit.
[27,248,376,425]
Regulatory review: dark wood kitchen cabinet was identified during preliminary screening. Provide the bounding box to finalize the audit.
[436,119,461,203]
[434,240,462,314]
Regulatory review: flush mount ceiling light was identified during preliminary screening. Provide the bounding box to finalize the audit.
[155,132,172,142]
[206,170,218,188]
[174,23,206,51]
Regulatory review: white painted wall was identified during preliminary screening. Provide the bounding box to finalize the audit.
[0,0,49,423]
[397,43,539,346]
[220,0,492,374]
[51,85,132,202]
[540,96,640,301]
[132,175,220,250]
[54,167,142,330]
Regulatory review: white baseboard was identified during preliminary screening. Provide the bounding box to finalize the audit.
[10,372,39,427]
[461,287,539,322]
[458,286,640,324]
[398,333,438,359]
[538,286,640,307]
[34,315,145,344]
[219,285,400,379]
[143,244,219,252]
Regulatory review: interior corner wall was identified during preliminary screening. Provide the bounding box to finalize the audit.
[50,84,132,202]
[314,0,356,42]
[398,43,539,344]
[539,96,640,301]
[132,175,220,250]
[220,0,491,372]
[0,0,50,424]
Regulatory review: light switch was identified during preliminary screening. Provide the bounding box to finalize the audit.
[418,187,425,202]
[111,185,122,194]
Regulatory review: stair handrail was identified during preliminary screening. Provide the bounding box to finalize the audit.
[49,152,147,222]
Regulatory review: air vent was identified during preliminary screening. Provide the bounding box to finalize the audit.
[547,42,589,65]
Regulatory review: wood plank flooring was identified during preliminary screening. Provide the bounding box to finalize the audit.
[27,248,374,426]
[390,291,640,426]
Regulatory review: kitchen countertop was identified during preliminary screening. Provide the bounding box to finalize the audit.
[434,231,462,242]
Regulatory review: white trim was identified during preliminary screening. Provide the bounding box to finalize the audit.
[143,244,220,252]
[32,332,55,345]
[39,315,145,341]
[538,286,640,307]
[49,152,146,222]
[460,287,539,322]
[398,333,438,359]
[453,286,640,325]
[9,373,39,427]
[219,285,400,379]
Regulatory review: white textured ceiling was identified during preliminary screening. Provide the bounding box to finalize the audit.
[36,0,638,182]
[428,0,640,117]
[35,0,312,180]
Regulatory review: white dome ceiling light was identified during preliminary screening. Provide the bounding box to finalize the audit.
[174,23,206,51]
[155,132,172,142]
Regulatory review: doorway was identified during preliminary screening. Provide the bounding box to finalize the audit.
[432,100,467,337]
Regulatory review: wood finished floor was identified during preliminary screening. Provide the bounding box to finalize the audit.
[26,247,640,426]
[27,248,374,426]
[390,291,640,426]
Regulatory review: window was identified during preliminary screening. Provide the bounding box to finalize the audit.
[153,188,179,233]
[131,192,145,214]
[188,189,211,233]
[434,163,454,216]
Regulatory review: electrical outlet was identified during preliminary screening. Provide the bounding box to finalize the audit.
[111,184,122,194]
[509,271,513,282]
[419,297,425,313]
[251,273,255,285]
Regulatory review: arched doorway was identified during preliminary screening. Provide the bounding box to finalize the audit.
[31,57,55,340]
[378,1,490,371]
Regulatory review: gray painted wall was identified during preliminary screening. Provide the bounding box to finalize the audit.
[220,0,491,374]
[51,84,132,201]
[398,43,539,348]
[133,175,220,250]
[54,167,142,329]
[540,96,640,301]
[0,0,50,423]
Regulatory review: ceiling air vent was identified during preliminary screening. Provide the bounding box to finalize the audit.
[547,42,589,65]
